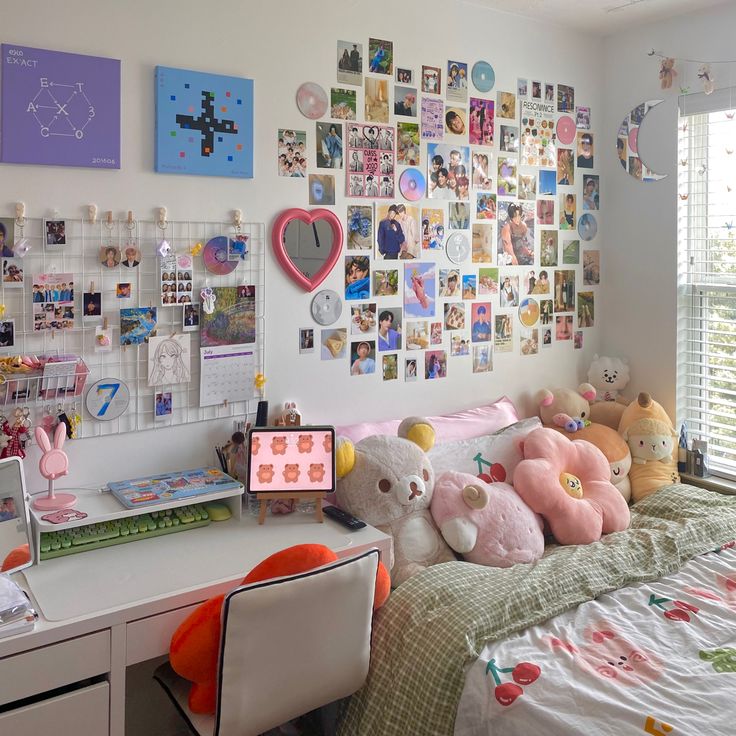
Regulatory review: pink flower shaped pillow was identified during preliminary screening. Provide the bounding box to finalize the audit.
[514,428,630,545]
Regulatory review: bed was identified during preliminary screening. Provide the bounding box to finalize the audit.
[338,484,736,736]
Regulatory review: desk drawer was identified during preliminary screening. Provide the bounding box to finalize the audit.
[0,681,108,735]
[0,629,110,706]
[126,603,200,665]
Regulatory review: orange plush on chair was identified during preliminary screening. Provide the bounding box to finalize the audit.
[169,543,390,714]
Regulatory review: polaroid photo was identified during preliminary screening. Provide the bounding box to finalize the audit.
[44,219,66,247]
[83,292,102,321]
[299,327,315,354]
[472,344,493,373]
[183,304,200,331]
[425,350,447,379]
[446,61,468,104]
[394,86,417,118]
[2,258,23,287]
[382,354,398,381]
[228,234,249,261]
[337,40,362,86]
[116,283,132,299]
[309,174,336,206]
[154,391,173,421]
[576,106,591,130]
[421,65,441,95]
[396,67,413,84]
[350,340,376,376]
[350,302,377,335]
[541,326,553,349]
[316,122,343,169]
[0,319,14,349]
[405,357,418,382]
[367,38,393,75]
[574,331,584,350]
[278,129,307,177]
[331,88,357,121]
[545,83,555,103]
[517,78,528,98]
[520,327,539,356]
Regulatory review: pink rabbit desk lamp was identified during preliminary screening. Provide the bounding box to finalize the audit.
[32,424,77,511]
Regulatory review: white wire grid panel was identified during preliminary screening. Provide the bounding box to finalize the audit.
[0,216,265,439]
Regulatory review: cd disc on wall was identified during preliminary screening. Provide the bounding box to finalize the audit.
[296,82,328,120]
[556,115,576,145]
[203,236,238,275]
[399,168,426,201]
[471,61,495,93]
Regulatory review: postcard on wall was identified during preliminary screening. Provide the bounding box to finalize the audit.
[427,143,470,200]
[472,223,493,264]
[473,344,492,373]
[278,129,306,177]
[497,91,516,120]
[478,267,499,296]
[469,98,494,146]
[444,106,467,139]
[120,308,157,345]
[350,302,377,335]
[365,79,389,123]
[32,272,74,331]
[422,208,444,251]
[494,314,513,352]
[517,78,528,98]
[578,291,594,328]
[347,205,373,250]
[404,263,436,319]
[200,286,256,347]
[155,66,253,178]
[316,122,343,169]
[331,88,357,120]
[337,40,362,85]
[421,65,441,95]
[309,174,336,205]
[344,123,395,198]
[44,219,66,247]
[472,151,492,189]
[497,157,517,197]
[557,84,575,112]
[376,203,420,259]
[397,122,420,166]
[199,345,255,407]
[148,334,191,387]
[520,110,556,168]
[520,327,539,356]
[394,86,417,117]
[368,38,393,75]
[1,44,120,169]
[321,328,348,360]
[446,61,468,104]
[583,249,600,285]
[421,98,444,140]
[576,106,591,129]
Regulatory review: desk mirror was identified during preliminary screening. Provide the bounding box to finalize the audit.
[272,208,343,292]
[0,456,34,574]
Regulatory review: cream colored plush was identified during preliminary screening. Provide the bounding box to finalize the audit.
[623,418,677,465]
[335,417,456,588]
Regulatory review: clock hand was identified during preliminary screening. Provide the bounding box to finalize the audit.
[312,222,321,248]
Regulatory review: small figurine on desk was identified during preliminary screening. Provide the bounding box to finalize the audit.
[276,401,302,427]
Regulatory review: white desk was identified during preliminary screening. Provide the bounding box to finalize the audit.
[0,509,391,736]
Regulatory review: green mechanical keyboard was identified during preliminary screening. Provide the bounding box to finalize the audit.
[39,504,212,560]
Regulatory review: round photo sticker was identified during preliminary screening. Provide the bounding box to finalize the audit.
[578,213,598,241]
[518,297,540,327]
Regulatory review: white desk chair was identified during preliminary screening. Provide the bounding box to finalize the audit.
[154,548,380,736]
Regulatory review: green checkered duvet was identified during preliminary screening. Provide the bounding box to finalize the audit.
[339,485,736,736]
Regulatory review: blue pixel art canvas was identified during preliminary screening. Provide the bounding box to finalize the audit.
[155,66,253,178]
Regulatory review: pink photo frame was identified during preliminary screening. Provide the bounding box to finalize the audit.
[271,208,343,292]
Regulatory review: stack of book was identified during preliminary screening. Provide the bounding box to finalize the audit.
[0,574,37,639]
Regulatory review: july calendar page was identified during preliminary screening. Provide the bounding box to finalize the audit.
[199,344,255,407]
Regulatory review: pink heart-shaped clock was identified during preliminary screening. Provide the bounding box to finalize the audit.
[271,208,343,292]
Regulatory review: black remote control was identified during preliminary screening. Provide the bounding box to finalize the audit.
[322,505,366,530]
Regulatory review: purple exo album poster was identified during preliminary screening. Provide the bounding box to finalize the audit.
[1,44,121,169]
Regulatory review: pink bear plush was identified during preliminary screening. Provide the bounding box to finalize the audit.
[513,428,630,545]
[430,471,544,568]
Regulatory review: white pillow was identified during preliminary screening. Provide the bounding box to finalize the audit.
[428,417,542,485]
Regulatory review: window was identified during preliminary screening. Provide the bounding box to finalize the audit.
[677,89,736,479]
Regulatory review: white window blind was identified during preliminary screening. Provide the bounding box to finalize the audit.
[677,88,736,479]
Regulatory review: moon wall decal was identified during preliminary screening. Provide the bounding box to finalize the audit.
[617,99,667,182]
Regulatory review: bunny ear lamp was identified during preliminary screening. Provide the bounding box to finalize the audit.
[33,424,77,511]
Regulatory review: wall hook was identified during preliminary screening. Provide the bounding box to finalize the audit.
[88,204,98,224]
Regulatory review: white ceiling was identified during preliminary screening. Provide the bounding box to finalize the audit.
[462,0,730,36]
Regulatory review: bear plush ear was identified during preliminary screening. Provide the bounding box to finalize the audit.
[538,388,555,408]
[578,382,597,402]
[397,416,435,452]
[335,437,356,479]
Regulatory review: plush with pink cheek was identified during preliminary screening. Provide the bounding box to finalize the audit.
[430,471,544,568]
[513,428,630,545]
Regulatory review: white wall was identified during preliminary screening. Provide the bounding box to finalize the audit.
[601,2,736,419]
[1,0,604,491]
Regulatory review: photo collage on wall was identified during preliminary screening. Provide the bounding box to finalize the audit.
[286,37,598,381]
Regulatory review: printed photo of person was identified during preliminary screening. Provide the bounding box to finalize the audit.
[554,270,576,313]
[471,151,492,189]
[368,38,393,75]
[563,238,580,265]
[532,81,541,99]
[309,174,336,205]
[382,354,398,381]
[495,314,513,352]
[473,344,492,372]
[557,84,575,112]
[394,86,417,117]
[376,205,405,260]
[471,303,492,342]
[331,87,357,120]
[497,91,516,120]
[557,148,575,185]
[578,291,595,328]
[377,308,402,351]
[469,98,494,146]
[422,209,445,251]
[576,131,594,169]
[444,107,467,138]
[556,315,573,341]
[83,292,102,319]
[396,67,413,84]
[337,40,362,85]
[299,328,314,354]
[583,174,600,210]
[476,193,496,220]
[518,174,537,200]
[45,219,66,246]
[478,267,499,295]
[517,78,528,98]
[449,202,470,230]
[316,122,343,169]
[344,255,370,301]
[439,269,460,298]
[427,143,470,201]
[497,201,535,266]
[425,350,447,379]
[350,340,376,375]
[405,357,418,381]
[421,65,441,95]
[537,199,554,225]
[277,129,307,177]
[541,231,558,266]
[2,259,23,286]
[0,320,14,348]
[446,61,468,104]
[397,122,420,165]
[560,193,576,230]
[583,249,600,285]
[545,83,555,103]
[462,274,477,299]
[499,273,520,308]
[540,298,554,326]
[0,218,14,257]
